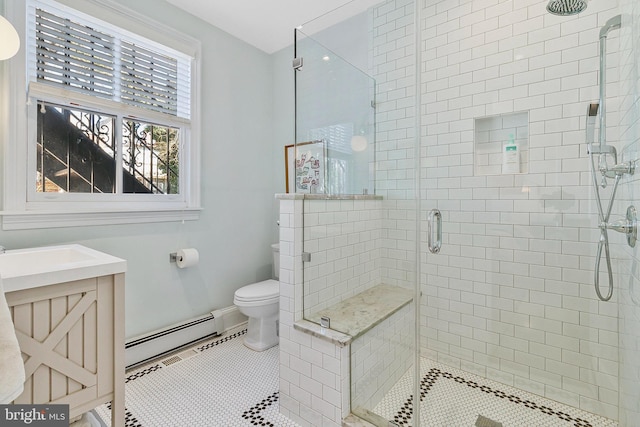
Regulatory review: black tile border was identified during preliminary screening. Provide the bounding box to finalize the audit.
[126,364,162,384]
[197,329,247,352]
[104,402,143,427]
[242,391,280,426]
[392,367,597,427]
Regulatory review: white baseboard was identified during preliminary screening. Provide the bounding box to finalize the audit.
[211,305,247,332]
[125,306,247,368]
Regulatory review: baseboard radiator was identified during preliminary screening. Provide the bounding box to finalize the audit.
[125,306,246,369]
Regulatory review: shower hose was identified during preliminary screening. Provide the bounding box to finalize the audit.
[589,149,620,301]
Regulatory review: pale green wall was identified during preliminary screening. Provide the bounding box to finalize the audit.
[0,0,280,338]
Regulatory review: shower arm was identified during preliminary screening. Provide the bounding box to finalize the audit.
[599,14,622,39]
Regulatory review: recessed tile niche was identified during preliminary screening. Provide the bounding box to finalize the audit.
[474,112,529,176]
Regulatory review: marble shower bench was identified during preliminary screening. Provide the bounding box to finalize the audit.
[294,284,414,345]
[292,284,415,426]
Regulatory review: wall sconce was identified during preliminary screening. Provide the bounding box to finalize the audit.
[0,15,20,60]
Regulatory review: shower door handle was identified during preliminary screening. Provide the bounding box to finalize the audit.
[428,209,442,254]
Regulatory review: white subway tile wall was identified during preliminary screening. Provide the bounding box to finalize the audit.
[421,0,621,420]
[302,199,383,317]
[373,0,419,292]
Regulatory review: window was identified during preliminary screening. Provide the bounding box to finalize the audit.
[2,0,201,229]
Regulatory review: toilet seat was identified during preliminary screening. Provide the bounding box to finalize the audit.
[234,279,279,306]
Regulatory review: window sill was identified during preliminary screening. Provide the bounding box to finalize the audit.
[1,208,202,230]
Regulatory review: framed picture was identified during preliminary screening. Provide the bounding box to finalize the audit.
[285,140,326,193]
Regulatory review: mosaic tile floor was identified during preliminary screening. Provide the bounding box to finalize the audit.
[94,327,299,427]
[94,327,618,427]
[372,359,618,427]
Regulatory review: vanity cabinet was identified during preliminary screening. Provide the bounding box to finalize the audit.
[5,273,125,426]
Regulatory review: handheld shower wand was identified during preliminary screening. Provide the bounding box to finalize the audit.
[587,103,616,301]
[585,103,598,144]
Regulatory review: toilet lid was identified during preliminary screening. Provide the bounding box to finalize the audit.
[234,279,279,302]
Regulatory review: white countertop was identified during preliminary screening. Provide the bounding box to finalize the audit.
[0,244,127,293]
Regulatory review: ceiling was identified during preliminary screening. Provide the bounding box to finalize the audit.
[165,0,379,54]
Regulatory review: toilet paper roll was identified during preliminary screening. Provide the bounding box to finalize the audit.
[176,248,199,268]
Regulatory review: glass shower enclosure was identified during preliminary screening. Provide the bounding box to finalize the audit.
[291,0,640,426]
[293,0,420,424]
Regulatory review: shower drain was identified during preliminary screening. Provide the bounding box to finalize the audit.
[475,415,503,427]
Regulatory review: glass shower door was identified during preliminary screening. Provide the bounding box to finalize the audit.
[420,0,630,426]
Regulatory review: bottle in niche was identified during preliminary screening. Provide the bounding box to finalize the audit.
[502,133,520,174]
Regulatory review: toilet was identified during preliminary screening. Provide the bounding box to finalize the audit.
[233,243,280,351]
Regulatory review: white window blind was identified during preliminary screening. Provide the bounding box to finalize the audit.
[35,9,115,97]
[30,1,192,119]
[120,41,178,116]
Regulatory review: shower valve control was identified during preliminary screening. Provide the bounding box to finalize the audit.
[601,205,637,247]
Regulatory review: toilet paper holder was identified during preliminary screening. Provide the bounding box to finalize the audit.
[170,248,200,268]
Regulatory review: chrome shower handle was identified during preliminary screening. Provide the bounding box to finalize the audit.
[428,209,442,254]
[601,205,637,247]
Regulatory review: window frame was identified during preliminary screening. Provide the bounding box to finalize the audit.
[2,0,202,230]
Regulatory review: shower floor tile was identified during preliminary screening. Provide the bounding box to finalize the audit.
[373,358,618,427]
[94,326,299,427]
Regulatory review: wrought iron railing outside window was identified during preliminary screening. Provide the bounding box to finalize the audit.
[123,119,179,195]
[37,102,179,195]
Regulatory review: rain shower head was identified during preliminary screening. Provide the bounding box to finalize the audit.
[546,0,587,16]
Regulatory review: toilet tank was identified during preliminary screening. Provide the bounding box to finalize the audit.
[271,243,279,280]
